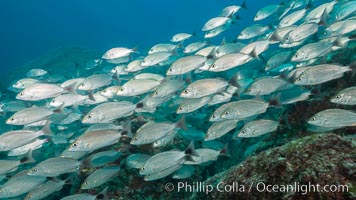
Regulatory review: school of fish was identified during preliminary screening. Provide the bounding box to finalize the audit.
[0,0,355,199]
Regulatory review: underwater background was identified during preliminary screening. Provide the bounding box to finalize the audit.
[0,0,355,199]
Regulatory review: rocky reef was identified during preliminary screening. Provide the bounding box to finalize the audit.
[199,133,355,200]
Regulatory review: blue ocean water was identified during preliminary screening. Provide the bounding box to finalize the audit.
[0,0,280,78]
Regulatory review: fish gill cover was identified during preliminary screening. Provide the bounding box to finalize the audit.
[0,0,355,199]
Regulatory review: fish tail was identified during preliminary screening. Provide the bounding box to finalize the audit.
[20,150,36,164]
[38,121,53,137]
[121,120,133,138]
[185,141,199,160]
[269,93,282,108]
[219,143,231,158]
[240,0,247,9]
[176,115,188,131]
[96,186,109,200]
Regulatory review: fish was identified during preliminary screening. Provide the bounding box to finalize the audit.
[28,157,80,177]
[0,124,51,151]
[125,59,145,72]
[148,43,178,54]
[202,17,232,31]
[141,52,172,67]
[220,99,271,120]
[183,41,208,54]
[151,79,185,97]
[85,150,122,167]
[265,51,292,71]
[237,24,270,40]
[236,119,279,138]
[180,78,228,98]
[82,101,137,124]
[284,23,319,44]
[205,119,238,141]
[204,25,229,38]
[307,109,356,128]
[254,4,280,21]
[210,53,253,72]
[16,83,67,101]
[125,153,151,169]
[166,55,206,75]
[240,40,269,58]
[81,166,120,189]
[8,139,47,157]
[49,93,87,108]
[152,129,178,147]
[185,145,229,165]
[0,173,46,199]
[279,8,308,27]
[102,47,136,60]
[24,179,67,200]
[68,129,122,152]
[77,74,112,91]
[100,86,121,98]
[172,165,195,179]
[171,33,194,42]
[214,41,245,57]
[140,141,198,175]
[131,117,187,145]
[116,79,161,96]
[330,86,356,105]
[176,96,212,114]
[244,76,288,96]
[26,69,48,78]
[220,3,245,17]
[60,187,107,200]
[294,64,352,85]
[0,151,34,175]
[144,163,182,181]
[6,107,54,125]
[291,41,333,62]
[12,78,40,90]
[209,102,235,122]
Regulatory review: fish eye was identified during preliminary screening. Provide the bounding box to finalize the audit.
[169,68,173,72]
[154,91,158,95]
[80,83,84,87]
[247,88,252,92]
[20,92,24,96]
[295,54,298,58]
[211,64,215,68]
[336,95,341,99]
[31,168,37,173]
[183,89,188,94]
[119,88,124,92]
[224,111,229,115]
[312,117,316,121]
[87,114,92,119]
[72,142,78,147]
[26,195,32,199]
[211,114,216,119]
[10,117,14,121]
[297,76,303,81]
[178,106,183,111]
[241,130,246,134]
[103,89,107,93]
[142,167,145,170]
[84,181,88,185]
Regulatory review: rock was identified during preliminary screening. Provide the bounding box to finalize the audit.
[200,133,355,200]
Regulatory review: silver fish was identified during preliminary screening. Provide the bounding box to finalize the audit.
[6,107,54,125]
[254,4,280,21]
[171,33,193,42]
[220,5,243,17]
[86,150,122,167]
[148,43,178,54]
[125,59,145,72]
[125,153,151,169]
[294,64,351,85]
[117,79,161,96]
[100,86,121,98]
[60,187,107,200]
[8,139,47,157]
[237,24,270,40]
[202,17,231,31]
[82,101,136,124]
[308,109,356,128]
[78,74,112,91]
[144,163,182,181]
[68,129,122,152]
[49,93,87,107]
[140,142,197,175]
[240,40,269,58]
[209,102,235,122]
[237,119,279,138]
[278,86,311,105]
[172,165,195,179]
[166,55,206,75]
[28,157,80,177]
[133,73,165,81]
[153,129,178,148]
[102,47,136,60]
[81,166,120,189]
[205,120,238,141]
[284,23,319,44]
[245,77,288,96]
[12,78,40,90]
[16,83,65,101]
[330,86,356,105]
[26,69,48,78]
[184,147,227,165]
[0,173,46,199]
[25,179,67,200]
[279,8,307,27]
[180,78,228,98]
[176,96,212,114]
[210,53,253,72]
[183,41,208,54]
[152,79,185,97]
[221,99,270,120]
[215,42,245,57]
[291,41,332,62]
[141,52,172,67]
[131,117,186,145]
[265,51,292,71]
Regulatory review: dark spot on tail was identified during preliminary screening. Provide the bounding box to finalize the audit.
[136,103,143,108]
